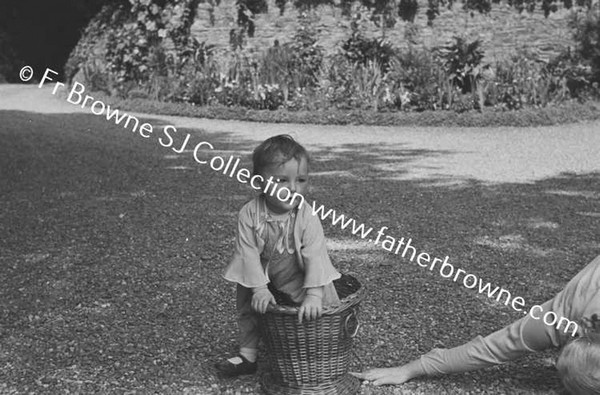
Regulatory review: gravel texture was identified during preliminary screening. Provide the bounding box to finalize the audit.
[1,85,599,394]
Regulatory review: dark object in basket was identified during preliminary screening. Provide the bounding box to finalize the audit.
[267,274,362,306]
[259,274,363,395]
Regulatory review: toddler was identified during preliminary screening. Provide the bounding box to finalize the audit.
[352,254,600,394]
[216,134,341,377]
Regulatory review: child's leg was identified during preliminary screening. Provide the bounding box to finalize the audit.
[236,284,259,362]
[216,284,259,376]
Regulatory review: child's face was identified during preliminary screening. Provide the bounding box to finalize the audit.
[260,156,309,215]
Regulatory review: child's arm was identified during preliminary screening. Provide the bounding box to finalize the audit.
[297,206,341,288]
[223,204,269,288]
[296,207,340,322]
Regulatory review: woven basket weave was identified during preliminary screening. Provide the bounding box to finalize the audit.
[259,274,363,395]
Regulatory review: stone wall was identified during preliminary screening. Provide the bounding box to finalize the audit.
[192,0,576,62]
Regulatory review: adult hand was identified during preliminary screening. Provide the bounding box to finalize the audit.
[298,294,322,323]
[251,288,275,313]
[350,362,423,386]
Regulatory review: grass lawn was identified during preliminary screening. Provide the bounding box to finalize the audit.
[1,109,598,394]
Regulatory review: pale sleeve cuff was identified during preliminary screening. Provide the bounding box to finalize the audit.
[306,286,324,298]
[252,285,269,294]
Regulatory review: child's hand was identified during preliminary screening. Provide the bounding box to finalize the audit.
[251,287,275,314]
[298,294,322,323]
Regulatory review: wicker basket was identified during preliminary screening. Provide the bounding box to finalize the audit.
[259,274,363,395]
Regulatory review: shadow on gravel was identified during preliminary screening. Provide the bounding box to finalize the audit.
[1,110,598,394]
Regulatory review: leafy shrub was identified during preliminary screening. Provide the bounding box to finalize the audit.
[450,92,475,112]
[256,12,323,100]
[212,82,254,107]
[305,54,389,111]
[67,0,203,95]
[569,5,600,84]
[100,93,600,127]
[547,49,596,100]
[66,0,224,101]
[175,52,220,105]
[435,36,484,94]
[349,60,387,110]
[387,48,441,110]
[253,84,287,109]
[259,42,294,87]
[340,8,396,72]
[286,13,324,88]
[493,50,565,109]
[212,51,256,107]
[341,32,395,72]
[313,55,352,109]
[66,0,599,115]
[64,4,120,90]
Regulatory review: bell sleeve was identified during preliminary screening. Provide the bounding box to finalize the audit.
[297,205,341,288]
[222,203,269,288]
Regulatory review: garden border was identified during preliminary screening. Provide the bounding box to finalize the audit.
[92,93,600,128]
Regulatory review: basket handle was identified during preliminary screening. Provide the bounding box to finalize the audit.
[344,308,360,338]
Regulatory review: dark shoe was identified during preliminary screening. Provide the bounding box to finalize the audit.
[215,355,257,377]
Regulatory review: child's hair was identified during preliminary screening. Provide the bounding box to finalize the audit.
[252,135,309,176]
[556,314,600,395]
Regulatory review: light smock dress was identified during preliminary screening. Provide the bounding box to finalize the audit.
[223,195,341,349]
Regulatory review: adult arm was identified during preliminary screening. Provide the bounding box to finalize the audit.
[351,314,551,385]
[419,313,549,375]
[351,254,600,385]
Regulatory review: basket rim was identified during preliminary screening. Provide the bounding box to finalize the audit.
[265,274,364,316]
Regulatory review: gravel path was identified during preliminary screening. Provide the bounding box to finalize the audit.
[2,83,600,185]
[2,83,599,394]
